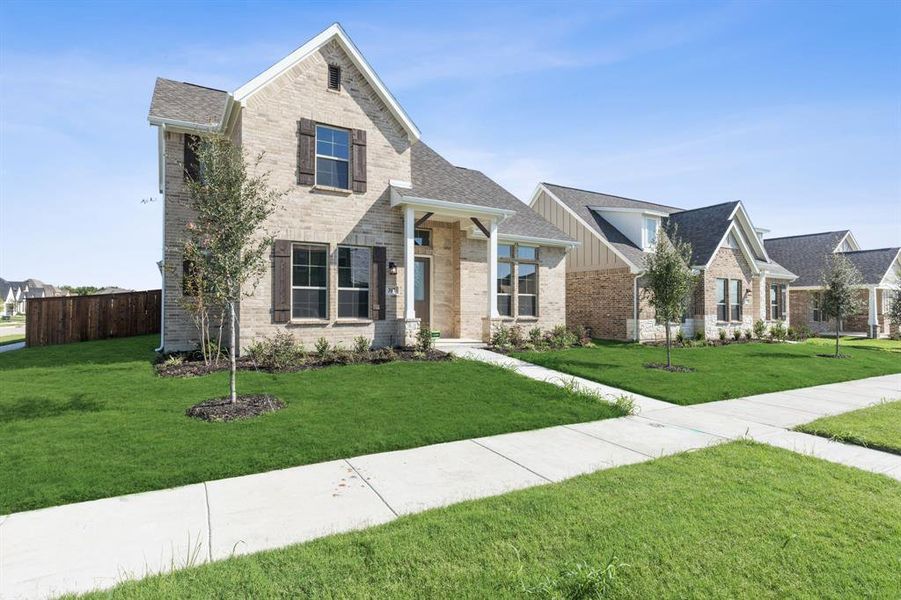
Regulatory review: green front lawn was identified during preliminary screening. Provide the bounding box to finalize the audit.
[806,336,901,352]
[796,400,901,455]
[512,339,901,405]
[84,442,901,599]
[0,335,624,514]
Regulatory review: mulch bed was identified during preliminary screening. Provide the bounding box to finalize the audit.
[186,394,285,422]
[157,349,450,378]
[644,362,695,373]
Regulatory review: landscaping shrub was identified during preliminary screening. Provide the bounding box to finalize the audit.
[529,327,544,348]
[718,328,727,342]
[694,331,705,342]
[353,336,371,356]
[416,325,434,352]
[246,332,304,370]
[314,337,331,359]
[770,320,787,342]
[548,325,577,349]
[753,319,767,340]
[509,325,525,348]
[744,329,753,341]
[732,329,742,342]
[675,330,685,344]
[491,324,512,350]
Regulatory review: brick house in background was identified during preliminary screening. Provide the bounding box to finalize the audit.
[147,23,575,353]
[764,231,900,337]
[530,183,796,341]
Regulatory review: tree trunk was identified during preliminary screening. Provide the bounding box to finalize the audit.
[229,301,237,403]
[665,319,672,369]
[835,311,841,358]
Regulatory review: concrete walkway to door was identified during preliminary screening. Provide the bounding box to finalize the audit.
[1,355,899,599]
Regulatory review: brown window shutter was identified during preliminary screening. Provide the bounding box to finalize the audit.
[297,119,316,186]
[372,246,386,320]
[273,240,292,323]
[352,129,367,193]
[183,134,200,181]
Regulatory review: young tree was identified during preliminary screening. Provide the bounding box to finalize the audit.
[887,268,901,338]
[642,227,696,369]
[183,136,283,402]
[820,253,864,358]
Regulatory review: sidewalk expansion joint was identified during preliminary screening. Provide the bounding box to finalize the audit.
[202,481,213,562]
[345,459,399,517]
[469,439,553,483]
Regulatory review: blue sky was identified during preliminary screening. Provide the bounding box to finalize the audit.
[1,1,898,289]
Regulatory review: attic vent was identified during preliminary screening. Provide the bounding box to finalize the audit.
[328,64,341,91]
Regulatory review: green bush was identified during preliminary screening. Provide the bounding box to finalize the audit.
[491,323,511,350]
[416,325,434,352]
[732,329,742,341]
[744,329,753,341]
[528,327,544,348]
[718,328,727,341]
[314,337,331,359]
[770,320,787,342]
[753,319,767,340]
[353,335,371,357]
[694,330,705,342]
[246,332,303,370]
[548,324,577,349]
[675,330,685,344]
[508,325,525,348]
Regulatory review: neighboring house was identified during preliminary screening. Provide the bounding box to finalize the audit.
[0,278,63,316]
[530,183,796,341]
[148,23,575,352]
[764,231,900,337]
[93,287,134,295]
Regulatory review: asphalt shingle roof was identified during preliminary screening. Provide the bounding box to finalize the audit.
[409,144,574,243]
[763,231,850,286]
[148,78,230,128]
[666,202,740,267]
[841,248,900,285]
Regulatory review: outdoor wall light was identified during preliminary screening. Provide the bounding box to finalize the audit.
[388,262,397,276]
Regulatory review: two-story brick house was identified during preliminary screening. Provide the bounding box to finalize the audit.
[148,24,575,352]
[530,183,796,341]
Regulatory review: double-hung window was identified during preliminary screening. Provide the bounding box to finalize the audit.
[812,292,823,322]
[497,244,513,316]
[516,246,538,317]
[730,279,742,321]
[315,125,350,189]
[716,278,728,321]
[337,246,371,319]
[769,283,785,320]
[643,217,658,248]
[292,244,328,319]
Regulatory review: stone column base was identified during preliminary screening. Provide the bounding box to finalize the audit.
[399,318,421,347]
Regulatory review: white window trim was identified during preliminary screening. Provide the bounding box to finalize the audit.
[642,216,659,250]
[337,245,372,319]
[291,243,329,320]
[315,124,350,190]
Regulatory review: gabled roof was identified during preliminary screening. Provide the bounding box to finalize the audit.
[666,202,740,267]
[841,248,901,286]
[234,23,420,141]
[148,78,231,130]
[408,144,574,244]
[763,231,851,286]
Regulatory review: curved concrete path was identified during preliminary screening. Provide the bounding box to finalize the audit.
[1,351,898,599]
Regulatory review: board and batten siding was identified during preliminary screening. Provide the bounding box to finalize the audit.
[531,190,629,272]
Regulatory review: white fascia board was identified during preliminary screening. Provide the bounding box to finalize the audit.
[704,221,761,275]
[148,116,225,134]
[834,230,862,252]
[534,184,641,273]
[589,205,670,218]
[391,191,515,221]
[497,233,579,249]
[877,248,901,286]
[730,201,769,261]
[233,23,421,141]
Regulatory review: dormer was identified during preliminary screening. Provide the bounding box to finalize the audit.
[590,206,668,251]
[834,231,861,253]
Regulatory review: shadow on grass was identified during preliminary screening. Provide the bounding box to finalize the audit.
[0,393,105,423]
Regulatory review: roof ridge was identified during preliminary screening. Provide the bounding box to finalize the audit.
[764,230,849,241]
[839,247,900,254]
[669,200,739,216]
[542,182,682,211]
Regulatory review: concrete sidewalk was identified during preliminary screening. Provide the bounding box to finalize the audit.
[1,364,898,599]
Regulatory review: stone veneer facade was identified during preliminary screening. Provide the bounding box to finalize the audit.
[161,41,567,352]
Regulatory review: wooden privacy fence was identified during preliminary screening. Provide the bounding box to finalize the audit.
[26,290,161,347]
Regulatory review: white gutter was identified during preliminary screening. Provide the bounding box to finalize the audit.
[390,188,515,222]
[496,233,579,249]
[155,123,167,353]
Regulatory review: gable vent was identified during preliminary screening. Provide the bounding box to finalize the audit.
[328,64,341,91]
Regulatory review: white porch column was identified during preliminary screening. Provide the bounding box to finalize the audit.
[487,218,499,318]
[404,205,416,320]
[867,286,878,338]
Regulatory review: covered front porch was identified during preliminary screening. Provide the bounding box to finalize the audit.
[391,185,515,345]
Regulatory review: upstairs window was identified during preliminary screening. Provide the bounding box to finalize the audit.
[328,64,341,91]
[315,125,349,189]
[643,217,658,248]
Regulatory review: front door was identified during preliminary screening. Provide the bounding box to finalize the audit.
[414,257,430,328]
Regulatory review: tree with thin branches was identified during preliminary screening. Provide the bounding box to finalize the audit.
[642,226,697,369]
[820,253,864,358]
[183,136,284,402]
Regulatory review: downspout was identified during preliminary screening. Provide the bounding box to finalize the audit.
[155,124,167,353]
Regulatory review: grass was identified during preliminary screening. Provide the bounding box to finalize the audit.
[0,314,25,327]
[512,339,901,405]
[0,333,24,346]
[796,400,901,455]
[805,335,901,352]
[0,335,625,514]
[81,442,901,599]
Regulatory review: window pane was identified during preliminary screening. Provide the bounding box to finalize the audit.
[644,218,657,246]
[315,126,349,160]
[518,263,537,295]
[316,157,349,189]
[338,246,370,289]
[414,229,431,247]
[293,245,328,287]
[292,288,326,319]
[498,244,513,259]
[497,262,512,294]
[339,290,369,319]
[730,280,741,305]
[731,305,741,321]
[497,295,512,317]
[518,295,536,317]
[717,305,728,321]
[516,246,537,260]
[716,278,726,304]
[414,260,426,302]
